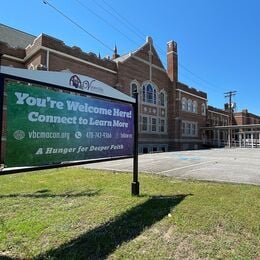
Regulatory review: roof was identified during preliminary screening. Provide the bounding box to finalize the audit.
[0,23,36,48]
[113,53,131,63]
[113,41,149,63]
[113,41,148,62]
[113,39,166,71]
[208,105,229,115]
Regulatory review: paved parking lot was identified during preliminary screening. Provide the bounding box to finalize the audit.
[84,148,260,185]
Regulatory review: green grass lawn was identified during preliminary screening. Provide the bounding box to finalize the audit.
[0,167,259,259]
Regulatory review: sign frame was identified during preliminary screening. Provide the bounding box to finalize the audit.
[0,67,137,178]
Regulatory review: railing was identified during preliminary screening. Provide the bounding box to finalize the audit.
[204,139,260,148]
[224,140,260,148]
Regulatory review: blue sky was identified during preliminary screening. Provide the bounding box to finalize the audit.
[1,0,260,114]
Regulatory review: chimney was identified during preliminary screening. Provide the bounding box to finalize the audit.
[167,40,178,82]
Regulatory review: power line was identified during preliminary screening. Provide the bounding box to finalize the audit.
[91,0,144,41]
[92,0,169,69]
[93,1,224,91]
[42,0,114,52]
[97,0,168,65]
[178,70,216,93]
[101,0,146,39]
[74,0,142,48]
[44,0,225,94]
[178,63,225,91]
[74,0,165,61]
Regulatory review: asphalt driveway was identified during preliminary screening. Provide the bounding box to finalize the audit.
[83,148,260,185]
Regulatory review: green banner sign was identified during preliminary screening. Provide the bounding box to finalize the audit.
[5,81,134,167]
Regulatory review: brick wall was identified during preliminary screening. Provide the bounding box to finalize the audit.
[234,111,260,125]
[3,25,247,153]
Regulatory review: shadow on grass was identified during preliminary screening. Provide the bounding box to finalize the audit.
[36,194,191,259]
[0,189,101,199]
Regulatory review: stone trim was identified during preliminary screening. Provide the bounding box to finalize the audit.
[177,88,207,100]
[3,46,118,75]
[208,109,229,117]
[132,56,166,72]
[2,54,24,62]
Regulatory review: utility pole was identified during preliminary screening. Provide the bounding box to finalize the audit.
[224,91,237,147]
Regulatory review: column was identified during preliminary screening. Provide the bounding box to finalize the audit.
[217,129,220,147]
[228,128,231,148]
[225,130,228,146]
[239,133,242,148]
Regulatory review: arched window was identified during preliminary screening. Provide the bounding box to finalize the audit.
[142,83,157,104]
[201,103,206,115]
[160,92,165,106]
[142,85,146,102]
[192,101,197,113]
[188,99,192,112]
[146,84,153,103]
[182,97,187,111]
[131,83,138,97]
[153,88,157,105]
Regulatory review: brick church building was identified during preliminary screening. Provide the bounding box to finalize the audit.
[1,23,258,152]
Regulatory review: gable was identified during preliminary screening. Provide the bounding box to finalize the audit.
[114,39,166,73]
[133,42,165,70]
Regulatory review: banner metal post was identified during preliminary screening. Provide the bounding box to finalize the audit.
[132,90,139,196]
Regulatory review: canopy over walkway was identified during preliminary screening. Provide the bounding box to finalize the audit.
[201,124,260,148]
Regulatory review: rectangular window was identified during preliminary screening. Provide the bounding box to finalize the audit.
[141,115,166,133]
[187,123,191,135]
[151,118,157,132]
[182,121,197,136]
[182,122,186,135]
[142,116,148,131]
[160,119,165,133]
[192,123,196,136]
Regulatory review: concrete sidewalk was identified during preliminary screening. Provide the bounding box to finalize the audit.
[83,148,260,185]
